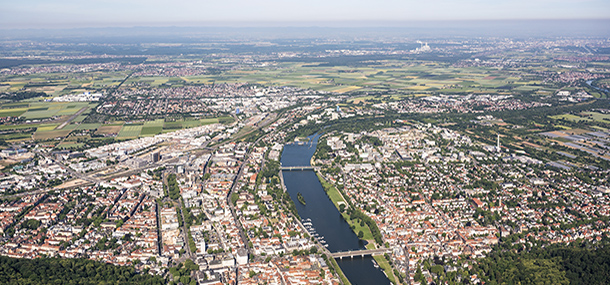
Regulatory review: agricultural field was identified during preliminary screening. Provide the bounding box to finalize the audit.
[76,123,102,131]
[0,101,98,121]
[550,112,610,124]
[33,129,71,140]
[95,125,123,136]
[0,107,28,117]
[117,124,143,139]
[0,71,129,95]
[140,119,164,136]
[581,112,610,123]
[120,61,558,96]
[550,114,593,122]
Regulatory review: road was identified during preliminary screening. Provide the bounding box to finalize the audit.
[179,203,194,258]
[225,139,260,255]
[36,150,100,184]
[56,106,89,130]
[222,111,281,255]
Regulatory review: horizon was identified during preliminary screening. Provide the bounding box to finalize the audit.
[1,19,609,40]
[2,0,609,30]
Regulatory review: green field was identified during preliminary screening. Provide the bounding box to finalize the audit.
[116,61,560,96]
[0,133,32,141]
[15,102,96,120]
[140,126,163,136]
[33,130,71,140]
[0,107,28,117]
[143,119,165,127]
[117,125,143,138]
[163,121,182,130]
[581,112,610,123]
[36,124,60,131]
[550,114,593,122]
[56,142,85,149]
[200,118,219,125]
[182,120,201,128]
[76,123,102,130]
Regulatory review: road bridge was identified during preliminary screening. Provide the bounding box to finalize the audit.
[330,248,392,259]
[279,166,321,171]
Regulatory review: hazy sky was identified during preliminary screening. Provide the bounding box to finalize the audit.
[1,0,609,29]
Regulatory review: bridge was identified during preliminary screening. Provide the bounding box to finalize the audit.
[280,166,321,171]
[330,248,392,259]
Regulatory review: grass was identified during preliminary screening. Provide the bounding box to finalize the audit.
[163,121,182,130]
[316,172,347,206]
[372,254,399,284]
[550,114,592,122]
[581,112,610,123]
[332,86,362,93]
[316,172,374,240]
[22,107,61,119]
[0,108,28,117]
[36,124,59,131]
[76,123,101,130]
[143,119,165,127]
[328,257,352,285]
[140,126,163,136]
[56,142,84,149]
[0,102,29,108]
[117,61,565,96]
[0,124,39,131]
[200,118,219,125]
[317,171,399,284]
[33,130,71,140]
[117,125,142,138]
[95,125,122,135]
[0,133,32,141]
[182,120,201,128]
[218,116,235,124]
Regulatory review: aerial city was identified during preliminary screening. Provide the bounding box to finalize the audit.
[0,0,609,284]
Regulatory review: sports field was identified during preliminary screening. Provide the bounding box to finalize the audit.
[117,125,143,139]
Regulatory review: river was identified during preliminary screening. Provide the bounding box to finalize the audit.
[281,134,391,285]
[586,80,610,94]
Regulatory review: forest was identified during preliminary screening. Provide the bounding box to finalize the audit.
[470,241,610,285]
[0,256,164,284]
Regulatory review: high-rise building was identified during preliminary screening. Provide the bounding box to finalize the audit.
[151,152,160,162]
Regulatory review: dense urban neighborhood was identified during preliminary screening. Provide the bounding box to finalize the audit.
[0,32,610,284]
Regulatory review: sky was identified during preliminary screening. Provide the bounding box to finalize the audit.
[1,0,609,29]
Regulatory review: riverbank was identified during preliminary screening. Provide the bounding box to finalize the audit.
[327,255,352,285]
[316,171,401,284]
[282,137,391,284]
[316,172,376,241]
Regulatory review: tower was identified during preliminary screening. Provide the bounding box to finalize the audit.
[497,134,501,152]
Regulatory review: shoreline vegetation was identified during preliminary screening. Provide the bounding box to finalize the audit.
[315,170,402,284]
[297,192,306,205]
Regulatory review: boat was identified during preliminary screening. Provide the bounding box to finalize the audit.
[372,260,379,268]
